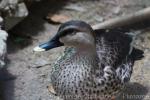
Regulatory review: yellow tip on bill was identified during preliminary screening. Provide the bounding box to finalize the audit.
[33,46,46,52]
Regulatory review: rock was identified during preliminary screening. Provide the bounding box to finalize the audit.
[64,4,86,12]
[0,29,8,68]
[0,0,29,68]
[0,0,28,30]
[112,6,121,14]
[4,3,28,30]
[0,16,3,28]
[93,15,104,22]
[46,14,71,24]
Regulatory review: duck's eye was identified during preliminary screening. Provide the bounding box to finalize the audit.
[70,30,76,36]
[65,29,76,36]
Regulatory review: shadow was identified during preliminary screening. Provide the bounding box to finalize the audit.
[7,0,70,54]
[10,0,69,35]
[116,82,148,100]
[0,59,16,100]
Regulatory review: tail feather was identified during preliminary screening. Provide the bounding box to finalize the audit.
[130,48,144,60]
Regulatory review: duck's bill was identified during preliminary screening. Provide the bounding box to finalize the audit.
[33,46,46,52]
[33,39,64,52]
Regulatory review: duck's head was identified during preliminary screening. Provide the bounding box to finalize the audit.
[34,20,95,52]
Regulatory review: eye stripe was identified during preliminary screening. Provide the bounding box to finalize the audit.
[64,29,75,35]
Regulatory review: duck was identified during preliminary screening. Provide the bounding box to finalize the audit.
[34,20,144,100]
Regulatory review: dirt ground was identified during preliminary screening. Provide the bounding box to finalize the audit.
[1,0,150,100]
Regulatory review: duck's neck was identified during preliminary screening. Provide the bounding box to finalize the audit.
[76,45,96,57]
[72,45,97,68]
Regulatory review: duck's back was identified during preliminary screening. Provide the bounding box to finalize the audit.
[95,29,133,68]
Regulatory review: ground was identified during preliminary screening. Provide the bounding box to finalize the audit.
[1,0,150,100]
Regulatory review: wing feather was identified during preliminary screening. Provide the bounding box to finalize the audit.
[95,29,133,68]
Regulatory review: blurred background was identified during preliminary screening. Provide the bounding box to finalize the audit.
[0,0,150,100]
